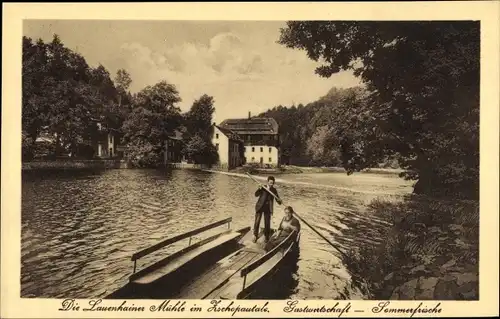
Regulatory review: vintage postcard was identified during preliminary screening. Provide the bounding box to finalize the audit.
[1,1,499,318]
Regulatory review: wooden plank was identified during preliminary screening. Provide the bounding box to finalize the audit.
[132,231,242,285]
[131,218,232,261]
[218,237,298,300]
[218,253,283,299]
[175,250,259,299]
[237,236,298,299]
[240,230,296,276]
[129,229,232,282]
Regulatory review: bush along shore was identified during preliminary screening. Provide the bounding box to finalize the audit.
[345,196,479,300]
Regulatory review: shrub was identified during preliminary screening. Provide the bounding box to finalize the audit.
[344,195,479,299]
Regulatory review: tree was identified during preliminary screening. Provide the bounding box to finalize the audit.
[185,94,215,137]
[90,65,117,103]
[180,94,219,165]
[22,37,52,146]
[115,69,132,108]
[43,34,103,156]
[22,34,105,158]
[182,135,219,165]
[278,21,479,199]
[306,125,341,166]
[115,69,132,93]
[122,80,182,167]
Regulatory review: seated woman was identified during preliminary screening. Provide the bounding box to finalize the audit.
[264,206,301,251]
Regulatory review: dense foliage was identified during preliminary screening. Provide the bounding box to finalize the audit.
[258,86,399,168]
[343,196,479,299]
[181,94,219,164]
[277,21,479,199]
[121,81,183,167]
[22,34,217,167]
[22,35,132,160]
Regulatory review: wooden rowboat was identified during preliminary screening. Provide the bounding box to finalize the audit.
[186,226,300,300]
[106,217,300,299]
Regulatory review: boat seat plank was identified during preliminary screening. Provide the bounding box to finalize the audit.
[176,250,259,299]
[132,231,243,285]
[214,252,284,300]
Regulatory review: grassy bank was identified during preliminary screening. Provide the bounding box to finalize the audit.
[345,195,479,300]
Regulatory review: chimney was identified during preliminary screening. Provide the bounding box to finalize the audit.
[248,111,251,119]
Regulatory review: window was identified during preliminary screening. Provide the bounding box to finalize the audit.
[260,147,263,152]
[252,147,255,152]
[216,133,219,139]
[251,157,255,161]
[269,147,272,153]
[269,157,272,162]
[215,143,219,151]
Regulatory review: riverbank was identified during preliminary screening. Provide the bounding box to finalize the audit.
[231,165,405,176]
[22,160,404,176]
[345,195,479,300]
[22,159,130,170]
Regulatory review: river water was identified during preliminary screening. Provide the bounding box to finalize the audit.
[21,168,413,299]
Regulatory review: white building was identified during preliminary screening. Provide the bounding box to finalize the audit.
[218,115,280,167]
[244,145,279,167]
[212,124,244,169]
[96,122,117,158]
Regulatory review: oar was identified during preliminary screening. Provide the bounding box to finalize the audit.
[246,172,349,259]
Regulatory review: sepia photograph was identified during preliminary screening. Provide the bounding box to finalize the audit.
[19,18,481,301]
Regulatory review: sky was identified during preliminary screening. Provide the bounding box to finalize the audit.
[23,20,361,122]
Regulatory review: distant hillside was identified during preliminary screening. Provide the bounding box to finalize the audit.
[257,86,400,169]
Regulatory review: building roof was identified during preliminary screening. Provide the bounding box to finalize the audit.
[218,117,279,135]
[214,125,243,142]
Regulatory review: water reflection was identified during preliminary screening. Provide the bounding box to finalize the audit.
[21,168,412,299]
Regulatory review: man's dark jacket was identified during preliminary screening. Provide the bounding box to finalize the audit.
[255,186,281,214]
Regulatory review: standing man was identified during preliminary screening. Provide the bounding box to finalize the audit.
[253,176,282,243]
